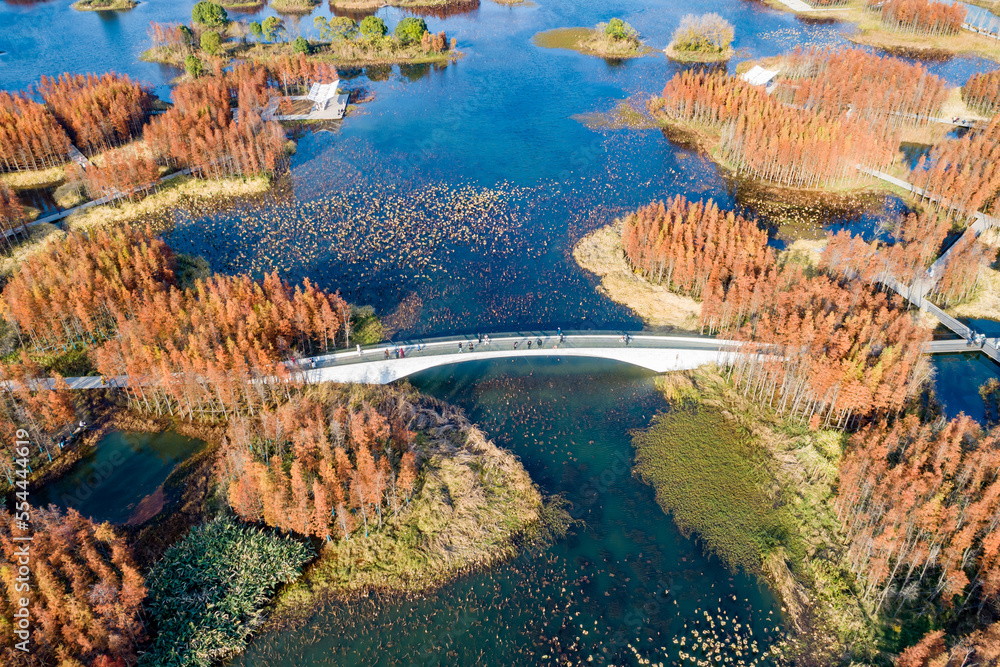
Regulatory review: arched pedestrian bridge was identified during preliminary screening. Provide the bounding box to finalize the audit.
[26,331,992,390]
[293,333,745,385]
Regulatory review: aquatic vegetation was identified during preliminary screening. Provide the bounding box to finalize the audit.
[142,516,312,667]
[633,404,794,576]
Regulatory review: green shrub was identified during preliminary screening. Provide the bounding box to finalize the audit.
[395,17,428,44]
[315,16,358,41]
[200,30,222,55]
[184,55,204,78]
[249,20,263,42]
[292,35,311,54]
[191,1,227,27]
[330,16,359,40]
[141,517,312,667]
[359,15,388,41]
[262,15,284,42]
[604,17,638,42]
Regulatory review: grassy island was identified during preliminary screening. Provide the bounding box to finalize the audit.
[271,0,319,11]
[664,13,735,63]
[71,0,137,9]
[764,0,1000,63]
[534,18,652,59]
[576,190,1000,663]
[0,220,554,666]
[142,14,460,68]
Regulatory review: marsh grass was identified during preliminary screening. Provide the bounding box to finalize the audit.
[0,164,65,190]
[632,402,795,576]
[636,368,878,662]
[65,174,271,233]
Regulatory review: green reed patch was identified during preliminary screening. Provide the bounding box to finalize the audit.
[632,405,795,575]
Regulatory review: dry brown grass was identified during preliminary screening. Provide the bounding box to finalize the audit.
[573,223,702,331]
[65,175,271,233]
[0,165,66,190]
[949,267,1000,321]
[0,223,65,277]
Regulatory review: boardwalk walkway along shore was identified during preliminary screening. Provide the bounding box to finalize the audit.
[859,166,1000,362]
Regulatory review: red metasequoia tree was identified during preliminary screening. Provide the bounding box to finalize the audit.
[868,0,967,35]
[0,225,352,418]
[620,196,778,333]
[0,224,178,352]
[724,270,928,428]
[0,91,71,172]
[822,212,995,307]
[649,68,899,188]
[774,47,948,124]
[91,271,349,418]
[837,415,1000,614]
[0,183,29,250]
[148,21,191,52]
[36,73,152,155]
[221,389,420,540]
[911,117,1000,218]
[963,69,1000,116]
[0,366,80,489]
[897,622,1000,666]
[144,65,288,179]
[67,143,160,201]
[0,506,146,666]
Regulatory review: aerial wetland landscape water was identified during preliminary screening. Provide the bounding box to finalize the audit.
[3,0,1000,664]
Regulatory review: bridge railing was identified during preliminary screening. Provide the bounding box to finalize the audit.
[287,331,745,371]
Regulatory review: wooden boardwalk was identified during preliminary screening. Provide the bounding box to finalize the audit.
[860,167,1000,362]
[1,167,194,241]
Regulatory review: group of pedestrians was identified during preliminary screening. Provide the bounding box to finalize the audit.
[347,330,640,361]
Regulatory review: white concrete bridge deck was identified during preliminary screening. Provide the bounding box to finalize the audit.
[293,332,743,385]
[20,330,998,391]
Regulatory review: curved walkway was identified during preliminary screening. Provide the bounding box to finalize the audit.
[292,332,743,385]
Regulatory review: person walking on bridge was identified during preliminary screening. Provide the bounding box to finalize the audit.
[357,344,362,357]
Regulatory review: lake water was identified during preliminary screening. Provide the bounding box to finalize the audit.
[32,430,205,524]
[4,0,1000,662]
[235,357,785,666]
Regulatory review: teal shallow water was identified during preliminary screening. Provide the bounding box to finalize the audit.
[32,430,205,524]
[233,358,784,666]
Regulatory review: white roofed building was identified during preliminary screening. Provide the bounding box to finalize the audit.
[307,81,341,112]
[740,65,780,93]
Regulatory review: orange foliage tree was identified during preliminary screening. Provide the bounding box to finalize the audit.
[37,73,152,155]
[838,416,1000,613]
[221,389,420,540]
[0,92,70,172]
[0,506,146,666]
